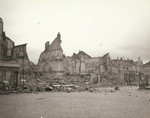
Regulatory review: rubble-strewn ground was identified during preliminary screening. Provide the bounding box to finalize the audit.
[0,86,150,118]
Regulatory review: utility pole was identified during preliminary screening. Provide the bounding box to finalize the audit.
[79,58,81,74]
[98,56,101,83]
[21,44,27,89]
[22,47,25,89]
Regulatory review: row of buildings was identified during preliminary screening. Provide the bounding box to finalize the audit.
[0,17,150,88]
[37,32,150,84]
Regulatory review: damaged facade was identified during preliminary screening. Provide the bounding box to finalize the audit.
[0,18,34,89]
[143,61,150,74]
[37,33,64,78]
[64,52,116,74]
[64,52,119,84]
[112,57,143,85]
[0,18,20,88]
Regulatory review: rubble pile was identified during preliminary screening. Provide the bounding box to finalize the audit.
[34,74,120,92]
[1,70,147,94]
[35,75,91,92]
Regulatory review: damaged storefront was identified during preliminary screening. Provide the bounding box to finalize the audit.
[0,61,20,90]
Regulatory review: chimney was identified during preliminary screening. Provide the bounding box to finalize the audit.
[0,18,3,36]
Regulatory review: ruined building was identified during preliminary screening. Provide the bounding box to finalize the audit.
[37,33,119,84]
[143,61,150,74]
[37,33,64,78]
[0,18,35,88]
[112,57,143,84]
[64,52,119,84]
[37,33,148,85]
[64,52,117,75]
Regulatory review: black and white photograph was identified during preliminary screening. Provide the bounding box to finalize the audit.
[0,0,150,118]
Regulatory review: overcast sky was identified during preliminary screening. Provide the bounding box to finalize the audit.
[0,0,150,64]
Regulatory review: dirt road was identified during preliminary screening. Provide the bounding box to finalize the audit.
[0,86,150,118]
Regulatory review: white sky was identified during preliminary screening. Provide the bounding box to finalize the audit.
[0,0,150,64]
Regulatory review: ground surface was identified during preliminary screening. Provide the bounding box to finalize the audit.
[0,86,150,118]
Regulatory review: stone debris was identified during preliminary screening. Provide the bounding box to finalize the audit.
[0,74,121,94]
[115,86,120,90]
